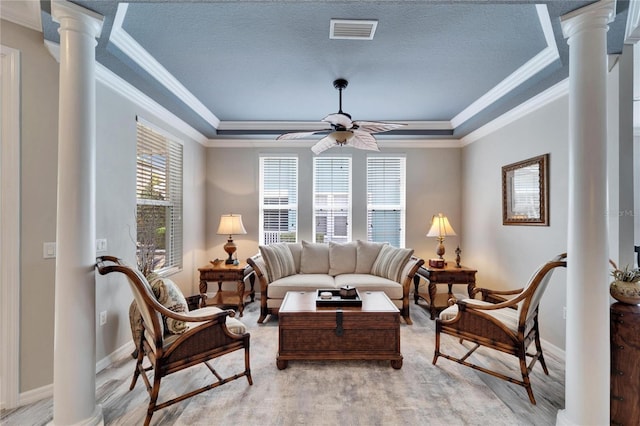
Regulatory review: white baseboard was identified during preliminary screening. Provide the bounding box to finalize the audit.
[96,340,136,373]
[19,383,53,406]
[541,338,566,361]
[14,341,135,408]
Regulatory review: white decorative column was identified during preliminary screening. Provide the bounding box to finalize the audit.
[558,1,616,425]
[51,1,103,425]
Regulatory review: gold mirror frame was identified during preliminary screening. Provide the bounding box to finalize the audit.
[502,154,549,226]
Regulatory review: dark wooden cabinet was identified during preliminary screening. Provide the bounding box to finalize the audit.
[610,303,640,426]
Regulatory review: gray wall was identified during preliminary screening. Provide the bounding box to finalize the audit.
[2,19,207,394]
[205,146,462,265]
[461,96,569,349]
[2,20,60,393]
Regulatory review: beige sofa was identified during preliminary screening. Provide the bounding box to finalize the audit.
[247,240,424,324]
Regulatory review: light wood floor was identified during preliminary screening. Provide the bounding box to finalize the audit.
[1,298,565,425]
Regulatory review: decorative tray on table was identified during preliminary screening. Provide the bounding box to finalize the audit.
[315,288,362,307]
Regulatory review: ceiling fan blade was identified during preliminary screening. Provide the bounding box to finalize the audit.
[349,130,380,151]
[322,113,353,129]
[276,130,330,140]
[353,121,406,134]
[310,136,336,155]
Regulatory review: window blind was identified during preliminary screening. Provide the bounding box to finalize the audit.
[367,156,406,248]
[136,120,183,274]
[313,157,351,243]
[259,156,298,245]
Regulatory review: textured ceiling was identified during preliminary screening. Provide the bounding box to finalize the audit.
[38,1,630,140]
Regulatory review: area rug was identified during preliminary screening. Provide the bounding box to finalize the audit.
[101,298,564,425]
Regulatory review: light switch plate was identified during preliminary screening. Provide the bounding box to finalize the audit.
[43,242,56,259]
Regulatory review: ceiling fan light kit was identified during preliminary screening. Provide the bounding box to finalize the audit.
[277,79,405,155]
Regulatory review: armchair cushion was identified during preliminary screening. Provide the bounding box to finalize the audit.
[259,243,296,282]
[371,245,414,282]
[162,307,248,348]
[329,241,357,276]
[439,299,519,331]
[300,240,330,273]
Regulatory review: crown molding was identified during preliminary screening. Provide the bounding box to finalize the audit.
[0,0,42,32]
[451,4,559,128]
[205,138,461,149]
[110,3,220,129]
[460,78,569,146]
[217,120,452,132]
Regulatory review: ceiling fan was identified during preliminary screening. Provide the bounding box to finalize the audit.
[276,79,406,155]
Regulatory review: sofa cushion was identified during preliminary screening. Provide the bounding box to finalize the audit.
[355,240,387,274]
[371,245,414,282]
[335,274,404,300]
[267,274,336,299]
[149,275,189,334]
[259,243,296,282]
[300,240,330,274]
[287,242,303,273]
[329,241,357,276]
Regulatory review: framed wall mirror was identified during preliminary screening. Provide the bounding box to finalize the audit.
[502,154,549,226]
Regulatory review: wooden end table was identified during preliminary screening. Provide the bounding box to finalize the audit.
[413,263,477,320]
[277,291,402,370]
[198,261,255,317]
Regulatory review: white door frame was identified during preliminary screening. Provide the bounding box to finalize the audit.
[1,44,21,410]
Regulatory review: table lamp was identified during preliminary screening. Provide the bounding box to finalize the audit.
[426,213,456,260]
[217,214,247,264]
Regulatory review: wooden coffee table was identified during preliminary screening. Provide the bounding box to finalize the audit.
[276,290,402,370]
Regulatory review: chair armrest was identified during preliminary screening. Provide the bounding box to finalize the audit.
[474,287,523,306]
[162,306,236,323]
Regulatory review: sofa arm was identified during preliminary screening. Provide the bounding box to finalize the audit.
[401,256,425,296]
[247,254,270,292]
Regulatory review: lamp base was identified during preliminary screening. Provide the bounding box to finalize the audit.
[223,238,237,265]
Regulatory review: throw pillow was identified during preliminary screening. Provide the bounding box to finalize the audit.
[300,240,330,274]
[355,240,387,274]
[370,245,414,282]
[149,275,189,335]
[259,243,296,282]
[286,242,303,273]
[328,241,357,276]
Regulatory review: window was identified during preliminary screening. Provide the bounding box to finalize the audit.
[260,156,298,245]
[367,156,406,247]
[313,157,351,243]
[136,120,183,275]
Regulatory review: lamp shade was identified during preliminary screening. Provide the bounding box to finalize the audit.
[217,214,247,236]
[426,213,456,238]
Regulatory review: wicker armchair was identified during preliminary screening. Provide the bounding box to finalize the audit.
[96,256,252,425]
[433,253,566,404]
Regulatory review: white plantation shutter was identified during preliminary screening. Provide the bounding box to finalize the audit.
[367,156,406,248]
[136,120,183,274]
[313,157,351,243]
[259,156,298,245]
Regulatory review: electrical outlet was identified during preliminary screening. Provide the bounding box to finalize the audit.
[99,311,107,326]
[96,238,107,253]
[563,306,567,320]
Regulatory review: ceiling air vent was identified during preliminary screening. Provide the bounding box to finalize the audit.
[330,19,378,40]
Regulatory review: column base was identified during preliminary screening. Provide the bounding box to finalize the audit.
[556,409,579,426]
[49,404,103,426]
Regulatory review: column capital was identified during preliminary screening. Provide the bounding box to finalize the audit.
[52,0,104,39]
[561,0,616,40]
